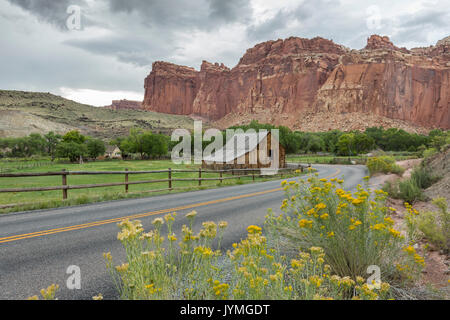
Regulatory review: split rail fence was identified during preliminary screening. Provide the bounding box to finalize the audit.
[0,167,303,208]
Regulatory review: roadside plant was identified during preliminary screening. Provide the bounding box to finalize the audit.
[367,156,404,176]
[265,173,423,283]
[413,198,449,253]
[105,212,226,299]
[106,213,390,300]
[26,284,59,300]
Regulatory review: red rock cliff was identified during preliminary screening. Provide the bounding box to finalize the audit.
[142,35,450,130]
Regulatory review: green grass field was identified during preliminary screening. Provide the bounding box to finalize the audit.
[286,154,418,164]
[0,159,299,213]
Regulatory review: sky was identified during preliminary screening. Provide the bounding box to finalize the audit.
[1,0,449,106]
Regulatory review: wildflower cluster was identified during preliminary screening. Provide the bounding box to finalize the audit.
[27,284,59,300]
[105,211,228,300]
[266,173,423,282]
[99,171,423,300]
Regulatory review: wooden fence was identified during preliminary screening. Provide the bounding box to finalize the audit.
[0,167,303,208]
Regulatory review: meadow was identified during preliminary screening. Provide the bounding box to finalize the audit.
[286,153,418,164]
[0,159,298,213]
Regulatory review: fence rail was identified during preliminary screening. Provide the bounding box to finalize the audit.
[0,167,303,205]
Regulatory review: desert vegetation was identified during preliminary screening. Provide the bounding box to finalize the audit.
[89,172,425,300]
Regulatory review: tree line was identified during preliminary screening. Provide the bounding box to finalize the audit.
[0,131,106,162]
[1,123,449,161]
[229,121,450,156]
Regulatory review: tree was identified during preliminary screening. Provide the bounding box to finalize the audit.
[304,134,325,154]
[87,139,106,159]
[322,130,342,153]
[7,135,45,157]
[62,130,86,144]
[56,141,87,162]
[126,128,146,159]
[141,132,168,159]
[353,133,375,154]
[44,131,62,161]
[336,133,356,156]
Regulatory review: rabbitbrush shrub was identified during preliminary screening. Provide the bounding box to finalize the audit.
[265,171,423,283]
[97,170,425,300]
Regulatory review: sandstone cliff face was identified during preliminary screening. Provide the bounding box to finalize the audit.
[142,35,450,130]
[143,61,198,115]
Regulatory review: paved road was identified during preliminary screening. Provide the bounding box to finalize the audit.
[0,164,367,300]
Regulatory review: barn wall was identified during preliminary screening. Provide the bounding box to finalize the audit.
[202,132,286,170]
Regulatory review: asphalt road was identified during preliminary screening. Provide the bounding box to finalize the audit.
[0,164,368,300]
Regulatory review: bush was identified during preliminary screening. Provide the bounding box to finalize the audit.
[104,213,395,300]
[423,148,437,159]
[367,157,390,175]
[390,163,405,176]
[410,166,438,190]
[100,173,425,300]
[383,165,438,203]
[397,179,424,203]
[415,198,449,253]
[367,156,404,176]
[265,174,423,283]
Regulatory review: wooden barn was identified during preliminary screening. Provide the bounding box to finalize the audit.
[202,131,286,170]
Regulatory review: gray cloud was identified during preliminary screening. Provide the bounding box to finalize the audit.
[208,0,252,23]
[247,0,370,49]
[63,34,171,67]
[7,0,87,29]
[107,0,252,29]
[1,0,449,104]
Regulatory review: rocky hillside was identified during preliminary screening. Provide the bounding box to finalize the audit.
[142,35,449,132]
[424,145,450,204]
[0,90,195,139]
[104,99,142,110]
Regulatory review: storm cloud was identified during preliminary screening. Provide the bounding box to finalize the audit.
[1,0,449,106]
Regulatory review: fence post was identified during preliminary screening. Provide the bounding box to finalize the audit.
[168,168,172,191]
[125,168,129,193]
[199,168,202,186]
[219,171,223,184]
[252,170,255,181]
[62,169,67,200]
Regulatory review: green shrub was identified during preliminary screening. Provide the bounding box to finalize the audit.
[415,198,449,253]
[410,166,437,189]
[382,181,398,198]
[383,164,438,203]
[367,156,403,176]
[423,148,437,159]
[104,211,395,300]
[266,175,423,282]
[390,163,405,176]
[367,157,390,175]
[397,179,424,203]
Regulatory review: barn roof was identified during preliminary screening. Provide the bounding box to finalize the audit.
[203,131,269,163]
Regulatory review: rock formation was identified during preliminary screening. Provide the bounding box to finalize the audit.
[142,35,450,130]
[105,99,142,110]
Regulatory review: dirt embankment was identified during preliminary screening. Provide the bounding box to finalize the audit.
[369,152,449,296]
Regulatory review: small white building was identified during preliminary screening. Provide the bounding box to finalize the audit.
[105,146,122,159]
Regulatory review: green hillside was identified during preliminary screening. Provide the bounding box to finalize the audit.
[0,90,196,139]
